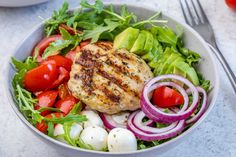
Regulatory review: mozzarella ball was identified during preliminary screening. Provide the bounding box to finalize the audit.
[81,110,104,128]
[112,111,130,125]
[54,124,64,136]
[69,123,83,140]
[108,128,137,152]
[80,126,108,151]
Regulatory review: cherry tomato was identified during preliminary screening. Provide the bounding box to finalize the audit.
[36,112,64,133]
[55,96,78,115]
[33,35,62,62]
[24,63,58,92]
[41,55,72,71]
[47,67,69,90]
[152,86,184,108]
[58,83,71,99]
[80,40,91,48]
[65,46,80,61]
[226,0,236,11]
[35,90,58,116]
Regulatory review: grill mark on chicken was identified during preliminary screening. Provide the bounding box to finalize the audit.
[105,58,143,83]
[96,69,140,98]
[95,84,120,103]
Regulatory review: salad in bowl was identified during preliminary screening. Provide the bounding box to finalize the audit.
[10,0,215,154]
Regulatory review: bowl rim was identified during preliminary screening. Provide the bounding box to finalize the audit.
[4,2,220,155]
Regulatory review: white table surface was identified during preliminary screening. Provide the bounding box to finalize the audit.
[0,0,236,157]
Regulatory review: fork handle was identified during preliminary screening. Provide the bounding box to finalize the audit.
[208,43,236,94]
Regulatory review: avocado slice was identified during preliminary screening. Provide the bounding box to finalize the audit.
[174,61,200,85]
[143,31,154,53]
[113,27,140,50]
[130,30,147,55]
[166,57,185,74]
[160,53,181,74]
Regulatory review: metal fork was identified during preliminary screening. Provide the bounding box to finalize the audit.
[179,0,236,94]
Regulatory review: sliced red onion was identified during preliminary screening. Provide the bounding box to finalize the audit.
[141,74,199,123]
[133,110,178,134]
[100,113,128,130]
[186,87,208,124]
[127,111,185,141]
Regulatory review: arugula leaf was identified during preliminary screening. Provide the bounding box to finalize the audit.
[69,102,83,115]
[15,85,42,124]
[80,0,104,14]
[42,39,72,59]
[47,122,54,137]
[179,47,201,65]
[83,19,120,43]
[44,113,87,124]
[45,2,70,36]
[154,26,178,46]
[63,122,77,146]
[197,72,211,91]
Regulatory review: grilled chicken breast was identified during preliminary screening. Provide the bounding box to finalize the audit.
[68,41,153,114]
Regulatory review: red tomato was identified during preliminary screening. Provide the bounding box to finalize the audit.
[65,46,80,61]
[35,90,58,116]
[42,55,72,71]
[24,63,58,92]
[55,96,78,115]
[47,67,69,90]
[80,40,91,48]
[58,83,71,99]
[33,35,62,61]
[226,0,236,11]
[152,86,184,108]
[36,112,64,133]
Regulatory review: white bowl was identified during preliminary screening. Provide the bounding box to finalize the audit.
[4,3,219,157]
[0,0,50,7]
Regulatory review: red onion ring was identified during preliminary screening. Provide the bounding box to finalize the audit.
[186,87,208,124]
[100,113,127,130]
[141,74,199,123]
[127,111,185,141]
[133,110,178,134]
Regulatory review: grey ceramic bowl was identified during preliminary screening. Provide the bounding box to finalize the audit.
[4,3,219,157]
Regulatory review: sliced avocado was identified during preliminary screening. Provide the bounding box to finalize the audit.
[130,30,147,55]
[160,53,181,74]
[153,48,172,75]
[174,61,200,85]
[113,27,140,50]
[173,66,187,87]
[143,31,154,53]
[166,57,185,74]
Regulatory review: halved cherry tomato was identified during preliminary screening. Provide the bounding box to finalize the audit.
[47,67,69,90]
[55,96,78,115]
[80,40,91,48]
[41,55,72,71]
[65,46,80,61]
[36,112,64,133]
[226,0,236,11]
[58,83,71,99]
[34,90,58,116]
[33,35,62,62]
[24,63,58,92]
[152,86,184,108]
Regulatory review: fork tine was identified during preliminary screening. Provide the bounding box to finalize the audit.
[190,0,201,24]
[184,0,196,26]
[179,0,192,26]
[195,0,209,23]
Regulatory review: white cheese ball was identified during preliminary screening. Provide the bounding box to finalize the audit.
[53,123,83,141]
[80,126,108,151]
[81,110,104,128]
[108,128,137,152]
[70,123,83,140]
